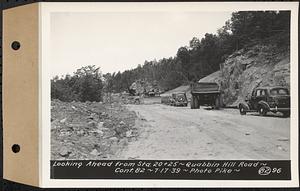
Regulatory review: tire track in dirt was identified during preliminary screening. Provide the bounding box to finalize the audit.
[119,104,290,160]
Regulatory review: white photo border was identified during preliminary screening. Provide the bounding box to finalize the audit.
[40,2,299,188]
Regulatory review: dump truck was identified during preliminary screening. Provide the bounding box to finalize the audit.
[190,82,223,109]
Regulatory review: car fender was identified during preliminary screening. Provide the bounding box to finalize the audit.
[258,100,270,111]
[239,102,250,111]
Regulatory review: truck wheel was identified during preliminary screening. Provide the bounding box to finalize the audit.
[282,111,290,117]
[194,96,200,109]
[191,96,195,109]
[258,106,267,116]
[219,94,224,108]
[214,96,220,110]
[239,104,246,115]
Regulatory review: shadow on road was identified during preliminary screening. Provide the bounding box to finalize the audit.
[249,113,289,118]
[202,107,289,119]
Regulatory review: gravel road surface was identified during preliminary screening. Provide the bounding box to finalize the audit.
[120,104,290,160]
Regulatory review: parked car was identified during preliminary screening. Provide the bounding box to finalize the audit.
[170,93,188,107]
[239,87,290,117]
[161,96,172,105]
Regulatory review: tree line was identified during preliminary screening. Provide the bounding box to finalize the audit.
[51,11,290,102]
[104,11,290,93]
[51,65,103,102]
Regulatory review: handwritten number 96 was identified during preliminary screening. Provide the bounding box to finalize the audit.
[272,168,282,173]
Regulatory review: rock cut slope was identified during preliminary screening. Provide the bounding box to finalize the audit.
[199,43,290,106]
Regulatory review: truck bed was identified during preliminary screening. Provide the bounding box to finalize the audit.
[191,82,220,94]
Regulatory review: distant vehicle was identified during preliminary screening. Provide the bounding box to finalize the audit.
[161,96,171,105]
[147,91,155,97]
[239,87,290,117]
[134,96,141,104]
[126,95,142,104]
[190,82,223,109]
[170,93,188,107]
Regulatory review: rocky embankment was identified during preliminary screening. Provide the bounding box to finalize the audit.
[199,43,290,106]
[51,100,138,160]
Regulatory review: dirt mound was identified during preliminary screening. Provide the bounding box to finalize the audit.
[199,44,290,106]
[51,100,138,160]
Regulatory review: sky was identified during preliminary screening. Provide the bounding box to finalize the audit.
[50,11,232,77]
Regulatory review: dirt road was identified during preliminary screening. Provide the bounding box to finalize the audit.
[120,104,290,160]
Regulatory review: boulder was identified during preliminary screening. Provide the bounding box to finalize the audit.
[97,122,104,129]
[59,147,71,157]
[119,121,125,126]
[94,129,104,136]
[109,137,119,142]
[60,118,67,123]
[126,130,132,137]
[90,149,100,156]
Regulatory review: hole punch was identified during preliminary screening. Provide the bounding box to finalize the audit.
[11,41,21,50]
[12,144,20,153]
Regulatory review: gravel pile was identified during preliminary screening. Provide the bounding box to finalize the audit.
[51,100,138,160]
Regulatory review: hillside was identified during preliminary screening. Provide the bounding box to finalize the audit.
[51,11,290,104]
[199,43,290,106]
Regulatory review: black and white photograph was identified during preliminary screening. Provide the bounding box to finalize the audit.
[1,1,298,188]
[38,1,299,187]
[50,9,291,161]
